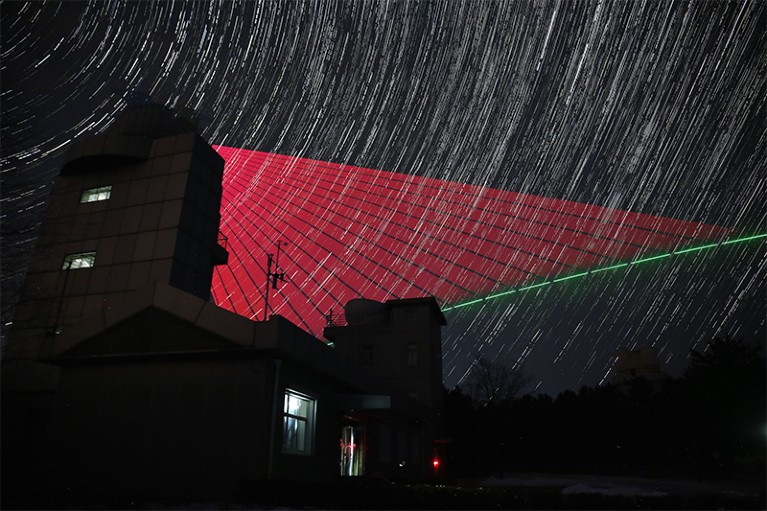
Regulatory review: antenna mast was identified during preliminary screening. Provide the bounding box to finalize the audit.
[263,240,288,321]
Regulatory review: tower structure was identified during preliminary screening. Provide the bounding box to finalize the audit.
[324,297,446,418]
[3,103,228,392]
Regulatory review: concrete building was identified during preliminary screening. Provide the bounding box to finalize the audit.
[3,102,228,393]
[324,297,446,419]
[39,281,434,500]
[1,103,445,504]
[325,297,447,477]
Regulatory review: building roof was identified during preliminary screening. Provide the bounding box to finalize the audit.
[48,281,429,415]
[385,296,447,325]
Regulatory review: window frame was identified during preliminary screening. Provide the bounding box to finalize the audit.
[360,344,373,367]
[282,388,316,455]
[80,185,112,203]
[406,342,418,366]
[62,251,96,270]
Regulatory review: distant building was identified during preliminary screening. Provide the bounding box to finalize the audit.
[1,103,444,504]
[609,346,670,387]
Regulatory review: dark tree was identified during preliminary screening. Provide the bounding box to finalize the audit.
[466,352,531,407]
[684,335,764,381]
[682,336,766,477]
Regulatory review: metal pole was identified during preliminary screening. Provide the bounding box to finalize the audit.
[263,241,288,321]
[267,358,282,480]
[263,253,273,321]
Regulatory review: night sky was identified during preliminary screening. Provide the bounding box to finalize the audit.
[2,1,765,395]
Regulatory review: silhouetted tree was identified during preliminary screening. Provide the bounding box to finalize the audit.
[684,335,764,382]
[441,336,765,479]
[683,336,766,477]
[466,352,531,407]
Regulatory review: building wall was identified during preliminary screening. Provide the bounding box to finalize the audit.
[324,298,445,477]
[326,299,445,416]
[362,414,429,479]
[270,360,346,482]
[4,105,225,392]
[45,358,271,501]
[38,352,358,501]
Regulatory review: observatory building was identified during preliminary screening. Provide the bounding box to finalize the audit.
[1,103,445,503]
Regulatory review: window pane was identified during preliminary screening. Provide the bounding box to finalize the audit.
[63,252,96,269]
[285,392,309,417]
[80,185,112,203]
[284,417,297,450]
[284,417,307,453]
[283,389,315,454]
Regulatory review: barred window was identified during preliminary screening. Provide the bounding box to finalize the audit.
[62,252,96,269]
[80,185,112,203]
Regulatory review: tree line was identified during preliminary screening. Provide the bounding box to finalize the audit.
[442,337,766,480]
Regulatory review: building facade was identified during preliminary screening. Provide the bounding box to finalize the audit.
[4,103,227,393]
[325,297,446,419]
[2,103,445,504]
[325,297,447,478]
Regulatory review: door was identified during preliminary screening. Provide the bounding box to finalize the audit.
[340,424,365,476]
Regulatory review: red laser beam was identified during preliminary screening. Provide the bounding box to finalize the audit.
[211,147,731,336]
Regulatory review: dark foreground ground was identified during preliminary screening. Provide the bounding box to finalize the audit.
[233,479,764,510]
[5,473,765,510]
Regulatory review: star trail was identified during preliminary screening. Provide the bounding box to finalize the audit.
[2,1,765,394]
[210,147,733,335]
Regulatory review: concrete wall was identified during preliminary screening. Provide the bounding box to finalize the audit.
[45,358,270,500]
[270,360,345,482]
[38,352,353,501]
[326,300,444,414]
[4,106,225,392]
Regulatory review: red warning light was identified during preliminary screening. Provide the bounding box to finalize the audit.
[432,458,440,470]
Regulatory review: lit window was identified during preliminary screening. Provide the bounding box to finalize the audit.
[62,252,96,269]
[283,389,316,454]
[407,342,418,366]
[80,185,112,203]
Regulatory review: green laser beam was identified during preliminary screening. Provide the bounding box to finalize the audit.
[673,243,718,255]
[552,271,590,283]
[590,262,629,273]
[722,233,767,245]
[631,253,671,264]
[442,233,767,312]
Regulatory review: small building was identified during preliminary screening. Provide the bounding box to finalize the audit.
[38,281,435,501]
[609,346,670,387]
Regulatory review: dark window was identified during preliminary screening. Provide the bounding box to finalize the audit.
[407,342,418,366]
[360,345,373,367]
